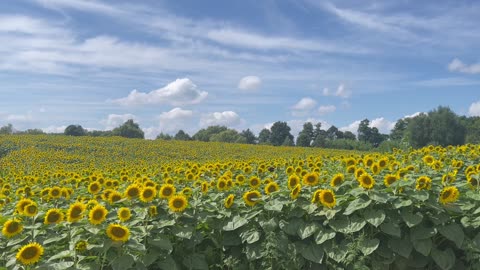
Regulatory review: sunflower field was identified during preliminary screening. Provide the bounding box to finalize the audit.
[1,135,480,270]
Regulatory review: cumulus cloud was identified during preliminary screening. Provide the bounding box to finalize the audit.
[322,84,351,98]
[404,112,421,118]
[448,58,480,74]
[339,120,362,134]
[318,105,336,115]
[469,101,480,116]
[238,76,262,90]
[101,113,137,130]
[112,78,208,106]
[200,111,242,127]
[292,97,317,110]
[159,107,194,132]
[370,117,396,134]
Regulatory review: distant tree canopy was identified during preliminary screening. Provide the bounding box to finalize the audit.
[174,130,191,141]
[112,119,144,139]
[0,124,14,135]
[64,125,86,136]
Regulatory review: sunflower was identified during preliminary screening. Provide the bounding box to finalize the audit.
[117,207,131,222]
[235,174,246,184]
[249,176,261,189]
[88,204,108,225]
[16,242,44,265]
[124,184,141,199]
[378,158,388,169]
[217,179,227,191]
[108,191,123,204]
[441,173,456,185]
[106,224,130,242]
[285,166,294,175]
[371,163,380,175]
[290,184,301,200]
[224,194,234,208]
[67,202,86,223]
[320,190,336,208]
[422,155,435,165]
[2,219,23,238]
[358,174,375,189]
[159,184,176,199]
[415,176,432,190]
[49,186,62,199]
[44,208,64,225]
[287,174,300,190]
[201,182,209,193]
[148,205,158,216]
[346,165,356,174]
[311,189,323,204]
[243,190,261,207]
[23,203,38,217]
[168,195,188,212]
[88,181,101,194]
[264,182,279,195]
[383,174,398,187]
[303,172,319,186]
[75,240,88,252]
[140,186,157,203]
[16,198,35,215]
[181,187,192,197]
[330,173,345,187]
[354,168,366,180]
[439,186,459,204]
[467,175,479,189]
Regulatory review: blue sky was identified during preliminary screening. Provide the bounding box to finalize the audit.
[0,0,479,139]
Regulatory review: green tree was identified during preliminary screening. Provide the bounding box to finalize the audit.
[240,129,257,144]
[258,128,272,145]
[270,121,293,146]
[343,131,356,140]
[192,126,228,142]
[156,132,173,140]
[0,124,13,135]
[296,122,314,147]
[407,113,432,148]
[64,125,86,136]
[460,116,480,144]
[210,129,241,143]
[174,130,191,141]
[357,119,371,143]
[282,136,295,146]
[112,119,144,139]
[390,118,409,141]
[428,106,465,146]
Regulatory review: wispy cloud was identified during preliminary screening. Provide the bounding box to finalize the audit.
[448,58,480,74]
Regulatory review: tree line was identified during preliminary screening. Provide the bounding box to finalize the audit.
[1,106,478,150]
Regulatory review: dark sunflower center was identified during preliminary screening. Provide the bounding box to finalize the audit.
[92,210,104,220]
[47,212,61,223]
[127,188,139,197]
[247,193,258,202]
[91,185,99,191]
[251,180,258,186]
[143,190,153,198]
[442,190,452,199]
[173,199,184,208]
[268,186,276,193]
[322,192,334,203]
[7,222,19,233]
[120,210,129,218]
[21,246,39,260]
[26,205,37,214]
[219,182,226,188]
[307,176,315,183]
[363,177,372,185]
[51,189,60,196]
[111,227,126,238]
[71,207,82,218]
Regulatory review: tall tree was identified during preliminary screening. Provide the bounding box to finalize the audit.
[343,131,356,140]
[428,106,466,146]
[390,118,409,141]
[192,126,228,142]
[407,113,432,148]
[112,119,144,139]
[0,124,13,135]
[270,121,294,146]
[357,119,371,143]
[240,129,257,144]
[258,128,272,145]
[210,129,241,143]
[64,125,86,136]
[296,122,314,147]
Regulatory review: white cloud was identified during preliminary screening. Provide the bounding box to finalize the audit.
[288,118,331,137]
[448,58,480,74]
[200,111,242,127]
[112,78,208,106]
[158,107,194,133]
[339,120,361,134]
[404,112,421,118]
[292,97,317,111]
[322,84,351,98]
[318,105,336,115]
[468,101,480,116]
[5,113,33,122]
[101,113,137,130]
[238,76,262,90]
[42,125,67,133]
[370,117,396,134]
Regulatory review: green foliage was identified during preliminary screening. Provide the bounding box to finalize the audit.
[0,124,13,135]
[174,130,191,141]
[270,121,294,146]
[64,124,86,136]
[112,119,144,139]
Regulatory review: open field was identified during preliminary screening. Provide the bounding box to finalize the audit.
[1,135,480,269]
